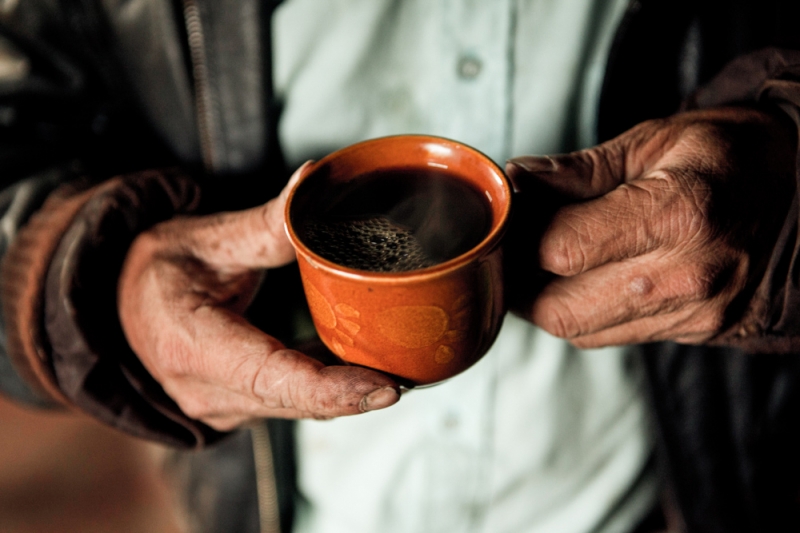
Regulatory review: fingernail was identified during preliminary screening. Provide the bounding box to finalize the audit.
[360,387,399,412]
[507,156,558,173]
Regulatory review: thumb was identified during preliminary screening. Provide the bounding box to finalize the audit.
[505,146,626,201]
[501,136,634,309]
[178,161,314,270]
[503,116,678,201]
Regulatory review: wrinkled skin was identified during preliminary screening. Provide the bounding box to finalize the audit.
[118,163,400,431]
[506,106,797,348]
[119,106,797,430]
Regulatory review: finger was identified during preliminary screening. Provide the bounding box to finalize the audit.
[529,250,730,339]
[164,305,400,419]
[506,150,624,200]
[567,300,724,348]
[505,118,674,199]
[174,363,401,430]
[161,380,336,432]
[538,176,687,276]
[168,161,314,270]
[161,381,266,431]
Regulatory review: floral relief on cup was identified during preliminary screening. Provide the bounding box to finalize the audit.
[305,282,361,357]
[376,294,471,365]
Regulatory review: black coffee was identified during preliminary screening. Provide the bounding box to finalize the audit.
[303,216,437,272]
[299,169,491,273]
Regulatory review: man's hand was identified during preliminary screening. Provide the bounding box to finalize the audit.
[506,107,797,348]
[117,163,400,431]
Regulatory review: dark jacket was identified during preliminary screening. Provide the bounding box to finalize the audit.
[1,1,800,532]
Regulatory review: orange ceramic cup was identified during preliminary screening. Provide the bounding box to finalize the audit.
[284,136,512,386]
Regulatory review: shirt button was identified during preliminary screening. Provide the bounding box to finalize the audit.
[457,54,482,80]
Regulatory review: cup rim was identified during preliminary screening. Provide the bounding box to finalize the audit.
[284,134,512,283]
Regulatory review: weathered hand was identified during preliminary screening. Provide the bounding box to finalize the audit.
[117,163,400,431]
[506,107,797,348]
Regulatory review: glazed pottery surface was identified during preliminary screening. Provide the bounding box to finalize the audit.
[285,135,511,385]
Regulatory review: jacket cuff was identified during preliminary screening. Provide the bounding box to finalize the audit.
[688,48,800,352]
[41,168,231,448]
[0,180,104,406]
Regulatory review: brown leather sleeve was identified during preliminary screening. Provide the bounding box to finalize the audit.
[40,168,229,448]
[3,167,227,447]
[687,48,800,352]
[0,180,112,407]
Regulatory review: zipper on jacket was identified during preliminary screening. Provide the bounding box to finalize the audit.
[251,422,281,533]
[182,0,216,171]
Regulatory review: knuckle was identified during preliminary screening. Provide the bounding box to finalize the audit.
[540,216,589,276]
[249,368,283,410]
[690,308,726,337]
[685,122,730,155]
[153,338,193,380]
[259,202,275,229]
[644,117,670,131]
[683,212,712,245]
[254,350,334,415]
[586,142,624,185]
[647,168,713,243]
[615,184,661,255]
[680,193,713,242]
[246,202,293,266]
[633,117,670,134]
[248,359,272,403]
[259,202,285,242]
[536,299,581,339]
[540,243,574,276]
[704,313,726,336]
[680,266,717,301]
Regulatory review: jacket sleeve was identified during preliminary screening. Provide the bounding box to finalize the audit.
[683,48,800,353]
[0,168,229,448]
[0,171,63,407]
[0,2,228,447]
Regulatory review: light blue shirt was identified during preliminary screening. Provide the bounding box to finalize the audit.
[274,1,657,532]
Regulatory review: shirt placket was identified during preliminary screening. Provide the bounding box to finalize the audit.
[430,0,514,165]
[417,5,515,531]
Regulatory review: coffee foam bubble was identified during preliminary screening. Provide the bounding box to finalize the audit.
[302,216,437,272]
